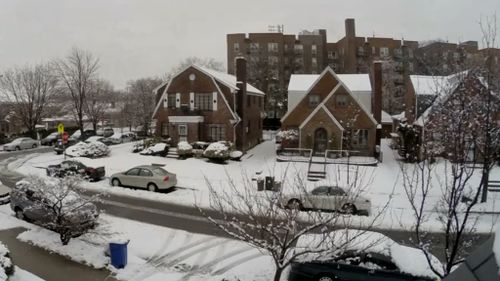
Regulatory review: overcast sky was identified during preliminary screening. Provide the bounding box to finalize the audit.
[1,0,499,89]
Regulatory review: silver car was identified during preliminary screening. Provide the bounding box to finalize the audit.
[281,185,371,215]
[3,137,38,151]
[110,165,177,192]
[0,183,10,205]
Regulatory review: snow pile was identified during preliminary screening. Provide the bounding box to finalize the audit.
[203,142,230,161]
[297,230,442,280]
[65,141,110,158]
[0,242,13,280]
[276,129,299,141]
[229,150,243,160]
[140,143,167,155]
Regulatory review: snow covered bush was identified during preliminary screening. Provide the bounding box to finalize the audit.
[0,242,14,280]
[203,142,230,163]
[65,141,110,158]
[139,142,168,156]
[14,176,100,245]
[177,141,193,159]
[276,129,299,141]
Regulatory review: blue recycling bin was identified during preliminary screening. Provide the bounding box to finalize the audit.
[109,240,129,269]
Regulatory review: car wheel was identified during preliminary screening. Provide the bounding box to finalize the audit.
[147,183,158,192]
[15,146,20,151]
[32,144,37,148]
[111,178,121,187]
[287,199,303,210]
[14,208,25,220]
[341,203,357,214]
[317,275,335,281]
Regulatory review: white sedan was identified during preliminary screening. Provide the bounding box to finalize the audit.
[3,137,38,151]
[281,185,371,215]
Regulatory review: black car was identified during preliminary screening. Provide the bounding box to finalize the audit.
[47,160,105,181]
[288,251,437,281]
[41,132,59,146]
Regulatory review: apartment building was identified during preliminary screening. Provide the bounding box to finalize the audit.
[415,41,480,75]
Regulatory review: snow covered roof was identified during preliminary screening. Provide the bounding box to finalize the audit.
[288,74,372,93]
[194,65,265,96]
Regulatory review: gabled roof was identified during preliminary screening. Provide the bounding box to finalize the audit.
[194,65,265,96]
[288,73,372,93]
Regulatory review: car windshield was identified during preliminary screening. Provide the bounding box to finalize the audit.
[151,167,168,176]
[11,138,24,144]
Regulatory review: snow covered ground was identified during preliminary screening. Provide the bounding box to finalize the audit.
[6,138,500,232]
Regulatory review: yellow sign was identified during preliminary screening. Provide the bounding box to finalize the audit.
[57,123,64,134]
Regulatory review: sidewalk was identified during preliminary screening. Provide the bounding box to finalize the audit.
[0,227,117,281]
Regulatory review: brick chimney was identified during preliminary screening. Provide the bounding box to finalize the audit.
[372,61,383,124]
[345,18,356,38]
[235,57,247,152]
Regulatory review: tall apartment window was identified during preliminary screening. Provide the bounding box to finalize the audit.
[312,57,318,69]
[268,55,279,66]
[408,49,414,58]
[442,51,448,60]
[209,125,226,141]
[194,93,212,110]
[311,45,317,55]
[409,62,414,72]
[294,57,304,66]
[380,47,389,57]
[352,129,369,147]
[167,94,176,108]
[453,52,460,60]
[234,43,240,52]
[250,43,260,53]
[394,48,402,57]
[268,42,279,53]
[372,46,376,55]
[284,44,289,52]
[284,57,290,65]
[294,44,303,54]
[336,95,348,107]
[328,51,335,59]
[309,95,320,108]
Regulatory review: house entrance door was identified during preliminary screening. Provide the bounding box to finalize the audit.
[314,128,328,154]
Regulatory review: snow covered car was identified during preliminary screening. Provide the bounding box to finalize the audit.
[105,132,136,145]
[0,182,10,205]
[280,184,371,215]
[0,242,14,279]
[110,165,177,192]
[3,137,38,151]
[139,143,169,157]
[290,230,442,281]
[41,132,59,146]
[10,180,99,231]
[47,159,105,181]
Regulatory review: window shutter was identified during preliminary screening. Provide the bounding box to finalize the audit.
[176,93,181,108]
[190,92,194,110]
[163,94,168,108]
[212,92,217,111]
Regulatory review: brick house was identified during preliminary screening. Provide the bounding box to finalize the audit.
[280,63,383,156]
[152,58,265,152]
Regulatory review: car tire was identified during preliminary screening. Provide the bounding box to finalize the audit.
[15,146,20,151]
[147,183,158,192]
[287,199,303,210]
[32,144,37,148]
[14,208,25,220]
[341,203,357,215]
[111,178,121,187]
[316,275,335,281]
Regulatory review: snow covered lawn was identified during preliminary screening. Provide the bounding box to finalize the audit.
[8,138,500,233]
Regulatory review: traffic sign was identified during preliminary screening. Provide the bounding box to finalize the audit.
[57,123,64,134]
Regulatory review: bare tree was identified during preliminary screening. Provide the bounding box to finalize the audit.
[54,48,99,135]
[198,165,386,281]
[127,77,163,135]
[15,176,99,245]
[85,79,114,131]
[0,63,58,138]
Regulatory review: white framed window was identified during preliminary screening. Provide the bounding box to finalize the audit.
[308,95,320,108]
[178,124,188,136]
[328,51,335,59]
[194,93,212,111]
[167,94,176,108]
[209,124,226,141]
[250,43,259,53]
[268,42,279,52]
[269,56,279,66]
[380,47,389,57]
[352,129,369,147]
[336,95,348,107]
[234,43,240,52]
[311,45,317,55]
[294,44,303,53]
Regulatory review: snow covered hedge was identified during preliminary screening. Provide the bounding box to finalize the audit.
[139,143,168,156]
[203,142,230,163]
[277,129,299,141]
[0,242,14,279]
[65,141,110,158]
[177,141,193,158]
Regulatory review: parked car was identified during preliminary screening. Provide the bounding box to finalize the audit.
[47,159,105,181]
[3,137,38,151]
[103,127,114,138]
[0,183,10,205]
[110,165,177,192]
[84,136,107,144]
[289,230,441,281]
[10,180,98,232]
[41,132,59,146]
[105,132,136,145]
[69,129,96,142]
[280,184,371,215]
[54,138,77,155]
